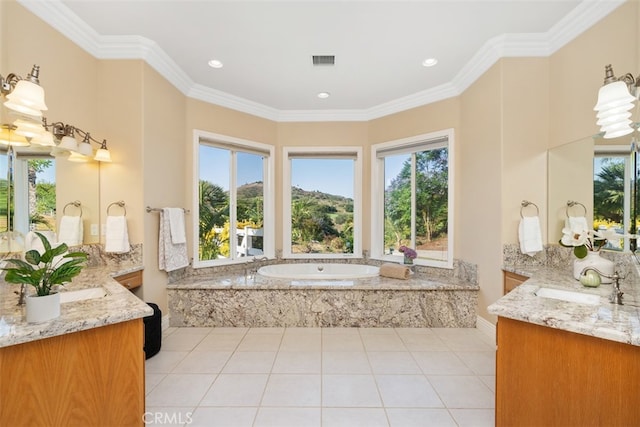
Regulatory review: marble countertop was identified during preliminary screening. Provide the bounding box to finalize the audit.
[490,265,640,346]
[168,272,479,291]
[0,264,153,348]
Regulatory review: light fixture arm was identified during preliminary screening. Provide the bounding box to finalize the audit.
[42,118,109,149]
[0,65,41,95]
[603,64,640,97]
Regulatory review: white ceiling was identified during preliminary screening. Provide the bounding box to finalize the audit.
[19,0,624,121]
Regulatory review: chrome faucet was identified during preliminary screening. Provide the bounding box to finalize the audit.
[244,256,269,281]
[579,267,624,305]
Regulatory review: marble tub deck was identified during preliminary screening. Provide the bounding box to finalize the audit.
[168,274,479,328]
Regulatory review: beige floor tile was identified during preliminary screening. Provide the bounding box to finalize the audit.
[146,373,216,407]
[322,374,382,407]
[162,331,208,351]
[322,408,388,427]
[456,351,496,375]
[188,407,257,427]
[449,408,495,427]
[367,352,422,374]
[322,351,371,374]
[145,351,189,373]
[375,375,444,408]
[272,351,322,374]
[261,374,322,407]
[172,351,232,374]
[427,376,495,408]
[222,351,276,373]
[479,375,495,392]
[237,334,283,351]
[246,327,285,335]
[194,333,244,351]
[360,334,407,352]
[398,333,449,351]
[386,408,457,427]
[321,327,360,335]
[412,351,474,375]
[280,334,322,352]
[145,373,166,395]
[254,407,321,427]
[322,334,365,352]
[200,374,269,406]
[207,327,249,335]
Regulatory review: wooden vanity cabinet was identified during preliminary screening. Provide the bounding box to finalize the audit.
[0,319,145,426]
[495,317,640,426]
[115,270,143,290]
[503,271,528,294]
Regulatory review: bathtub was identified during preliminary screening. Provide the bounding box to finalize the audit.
[257,263,379,280]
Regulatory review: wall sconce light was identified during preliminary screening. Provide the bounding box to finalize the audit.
[594,64,640,139]
[0,124,29,146]
[44,120,112,162]
[0,65,48,117]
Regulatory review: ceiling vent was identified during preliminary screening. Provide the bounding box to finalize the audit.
[312,55,335,66]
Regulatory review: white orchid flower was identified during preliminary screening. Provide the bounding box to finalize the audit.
[560,227,589,247]
[593,227,620,241]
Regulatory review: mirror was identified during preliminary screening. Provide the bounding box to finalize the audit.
[548,135,636,252]
[0,144,100,253]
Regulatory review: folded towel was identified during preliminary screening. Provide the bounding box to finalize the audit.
[167,208,186,244]
[518,216,543,256]
[566,216,589,233]
[379,263,411,280]
[58,215,83,246]
[159,208,189,272]
[104,215,130,253]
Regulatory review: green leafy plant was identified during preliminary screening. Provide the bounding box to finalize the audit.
[1,232,88,296]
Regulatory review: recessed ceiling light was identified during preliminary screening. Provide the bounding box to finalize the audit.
[422,58,438,67]
[317,92,330,99]
[208,59,224,69]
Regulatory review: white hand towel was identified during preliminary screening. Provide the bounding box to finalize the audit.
[167,208,186,244]
[105,215,130,253]
[159,209,189,272]
[519,216,543,256]
[58,215,83,246]
[566,216,589,233]
[24,231,46,254]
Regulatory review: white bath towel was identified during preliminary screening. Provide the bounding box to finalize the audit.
[519,216,543,256]
[566,216,589,233]
[159,208,189,272]
[167,208,186,244]
[105,215,130,253]
[57,215,83,247]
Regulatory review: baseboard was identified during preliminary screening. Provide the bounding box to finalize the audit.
[161,314,171,331]
[476,315,496,340]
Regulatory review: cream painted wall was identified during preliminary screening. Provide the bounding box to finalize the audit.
[460,64,503,322]
[141,63,186,309]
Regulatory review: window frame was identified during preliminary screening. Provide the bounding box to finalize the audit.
[370,128,455,268]
[192,130,275,268]
[282,146,363,259]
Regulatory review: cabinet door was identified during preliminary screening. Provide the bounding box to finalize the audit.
[503,271,528,294]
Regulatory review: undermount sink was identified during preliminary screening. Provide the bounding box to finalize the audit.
[534,287,600,306]
[59,287,107,303]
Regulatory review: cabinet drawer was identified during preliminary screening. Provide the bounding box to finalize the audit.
[503,271,528,295]
[114,270,143,290]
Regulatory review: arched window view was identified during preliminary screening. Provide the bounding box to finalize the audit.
[198,143,266,263]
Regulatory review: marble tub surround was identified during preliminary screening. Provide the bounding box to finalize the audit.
[0,264,152,348]
[168,271,479,328]
[491,265,640,345]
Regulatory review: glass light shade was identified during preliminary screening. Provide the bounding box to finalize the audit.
[94,148,112,162]
[58,135,78,151]
[601,119,633,131]
[596,103,635,118]
[13,119,45,138]
[594,81,636,111]
[597,111,632,126]
[67,151,89,162]
[49,147,68,157]
[0,127,29,146]
[77,141,93,157]
[604,126,635,139]
[31,131,55,147]
[3,80,48,117]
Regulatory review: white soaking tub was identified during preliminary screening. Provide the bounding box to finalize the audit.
[257,263,379,280]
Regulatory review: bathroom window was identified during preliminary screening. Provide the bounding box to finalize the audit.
[283,147,362,258]
[593,147,630,251]
[194,131,275,267]
[371,129,454,268]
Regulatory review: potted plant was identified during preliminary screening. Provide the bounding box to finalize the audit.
[1,232,88,323]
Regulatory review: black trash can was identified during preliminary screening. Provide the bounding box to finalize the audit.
[144,303,162,359]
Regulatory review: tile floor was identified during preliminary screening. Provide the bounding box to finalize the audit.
[145,327,496,427]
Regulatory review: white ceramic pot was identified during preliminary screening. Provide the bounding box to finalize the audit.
[572,251,614,284]
[25,292,60,323]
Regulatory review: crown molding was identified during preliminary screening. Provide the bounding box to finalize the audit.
[18,0,625,123]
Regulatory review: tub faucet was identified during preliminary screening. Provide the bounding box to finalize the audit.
[579,267,624,305]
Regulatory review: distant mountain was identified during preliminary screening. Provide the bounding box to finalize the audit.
[237,182,353,203]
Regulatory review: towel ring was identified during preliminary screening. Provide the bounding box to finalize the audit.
[63,201,82,217]
[566,200,587,218]
[520,200,539,218]
[107,200,127,216]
